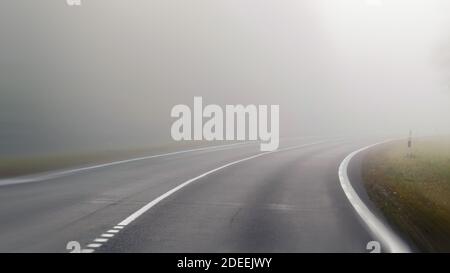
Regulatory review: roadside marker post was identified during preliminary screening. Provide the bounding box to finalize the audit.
[407,130,413,158]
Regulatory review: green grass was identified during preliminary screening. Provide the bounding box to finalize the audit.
[362,136,450,252]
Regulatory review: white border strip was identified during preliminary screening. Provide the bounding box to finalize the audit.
[117,140,328,226]
[0,142,255,186]
[1,137,327,186]
[338,140,411,253]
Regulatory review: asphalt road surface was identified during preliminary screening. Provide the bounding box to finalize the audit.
[0,137,383,253]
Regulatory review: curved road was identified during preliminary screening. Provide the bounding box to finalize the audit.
[0,137,383,252]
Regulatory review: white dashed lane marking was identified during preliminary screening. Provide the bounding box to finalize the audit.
[82,140,332,252]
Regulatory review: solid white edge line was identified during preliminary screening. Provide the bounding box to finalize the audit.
[84,139,331,252]
[0,137,331,186]
[117,140,328,226]
[116,153,268,226]
[338,139,411,253]
[0,142,256,186]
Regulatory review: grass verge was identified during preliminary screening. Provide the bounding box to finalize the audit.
[362,136,450,252]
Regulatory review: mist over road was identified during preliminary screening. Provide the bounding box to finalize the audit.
[1,1,449,158]
[0,137,388,253]
[1,0,448,255]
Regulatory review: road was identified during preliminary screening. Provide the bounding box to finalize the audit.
[0,137,383,253]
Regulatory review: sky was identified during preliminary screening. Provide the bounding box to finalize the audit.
[0,0,449,156]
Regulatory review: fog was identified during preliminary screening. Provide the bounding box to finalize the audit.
[1,0,449,156]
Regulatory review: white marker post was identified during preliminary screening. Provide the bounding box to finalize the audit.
[407,130,413,158]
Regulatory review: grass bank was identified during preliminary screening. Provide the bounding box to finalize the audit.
[362,136,450,252]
